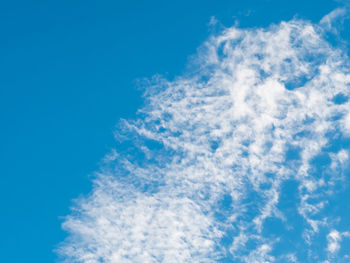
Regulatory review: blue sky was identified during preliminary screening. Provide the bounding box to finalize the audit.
[1,1,350,262]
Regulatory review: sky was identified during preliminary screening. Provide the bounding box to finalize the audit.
[1,0,350,262]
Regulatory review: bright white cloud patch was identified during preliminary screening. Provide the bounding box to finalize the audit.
[58,13,350,263]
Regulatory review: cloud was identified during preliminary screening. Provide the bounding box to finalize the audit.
[327,230,342,254]
[320,7,348,33]
[326,229,350,260]
[58,11,350,263]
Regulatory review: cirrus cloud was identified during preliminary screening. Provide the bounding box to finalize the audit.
[58,10,350,263]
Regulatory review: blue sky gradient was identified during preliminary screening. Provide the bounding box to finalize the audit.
[1,1,350,262]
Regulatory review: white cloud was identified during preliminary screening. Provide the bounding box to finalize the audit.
[327,230,342,254]
[342,110,350,135]
[326,229,350,259]
[58,11,350,263]
[320,7,348,32]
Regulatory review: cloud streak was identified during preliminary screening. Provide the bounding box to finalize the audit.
[58,13,350,263]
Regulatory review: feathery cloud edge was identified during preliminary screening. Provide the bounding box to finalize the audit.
[58,9,350,263]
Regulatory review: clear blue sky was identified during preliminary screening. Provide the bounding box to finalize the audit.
[1,0,349,262]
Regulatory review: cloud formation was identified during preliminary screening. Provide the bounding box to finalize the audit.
[58,13,350,263]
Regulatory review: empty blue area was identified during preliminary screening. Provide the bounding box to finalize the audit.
[284,74,310,90]
[0,0,348,262]
[239,187,265,222]
[285,145,301,161]
[333,93,349,105]
[273,180,308,260]
[210,139,221,152]
[217,227,236,261]
[309,152,331,179]
[214,194,234,223]
[325,131,350,153]
[325,173,350,236]
[221,194,233,208]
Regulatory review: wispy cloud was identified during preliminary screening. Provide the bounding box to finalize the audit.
[320,7,348,33]
[58,11,350,263]
[326,229,350,261]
